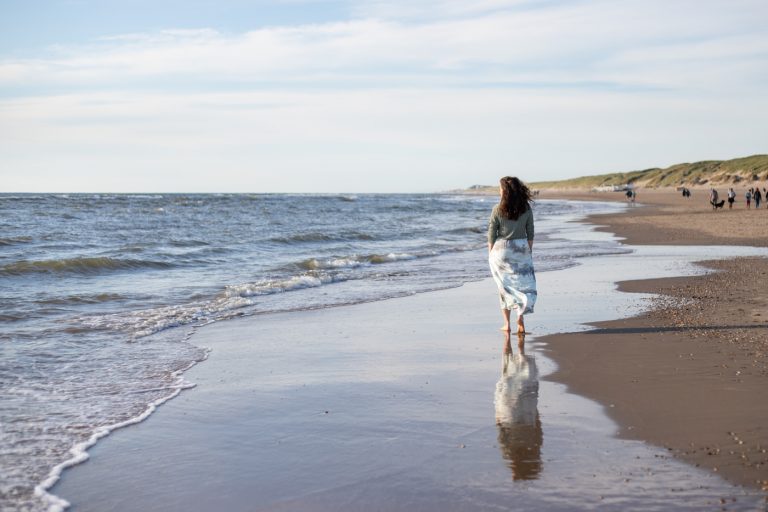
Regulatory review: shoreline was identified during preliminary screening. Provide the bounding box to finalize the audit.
[48,195,768,510]
[52,261,768,511]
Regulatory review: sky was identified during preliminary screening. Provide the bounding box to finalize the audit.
[1,0,766,193]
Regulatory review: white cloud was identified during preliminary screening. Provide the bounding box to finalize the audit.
[1,0,765,92]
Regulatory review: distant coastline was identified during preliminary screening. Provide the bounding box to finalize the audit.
[455,154,768,194]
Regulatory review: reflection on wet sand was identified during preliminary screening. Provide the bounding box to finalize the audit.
[494,333,543,480]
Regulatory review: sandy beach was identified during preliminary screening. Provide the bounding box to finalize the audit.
[538,187,768,492]
[46,190,768,511]
[538,187,768,247]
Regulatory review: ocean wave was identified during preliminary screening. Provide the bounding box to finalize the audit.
[77,272,348,339]
[76,274,340,338]
[0,313,25,322]
[75,303,217,338]
[35,293,130,305]
[270,231,376,244]
[298,252,419,270]
[224,273,338,298]
[168,239,210,247]
[0,256,177,277]
[0,236,33,246]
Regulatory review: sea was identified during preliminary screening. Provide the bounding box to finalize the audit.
[0,193,630,511]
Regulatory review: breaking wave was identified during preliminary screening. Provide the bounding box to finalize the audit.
[0,256,176,276]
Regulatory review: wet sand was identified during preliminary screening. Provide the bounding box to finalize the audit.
[51,242,768,511]
[540,187,768,491]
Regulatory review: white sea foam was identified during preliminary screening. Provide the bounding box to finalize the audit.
[33,354,208,512]
[302,252,426,270]
[225,274,335,297]
[303,257,368,270]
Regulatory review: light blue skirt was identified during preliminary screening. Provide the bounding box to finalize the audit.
[489,239,537,316]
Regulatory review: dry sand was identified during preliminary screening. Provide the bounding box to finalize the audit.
[540,187,768,491]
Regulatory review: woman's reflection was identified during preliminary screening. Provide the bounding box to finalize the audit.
[494,332,543,480]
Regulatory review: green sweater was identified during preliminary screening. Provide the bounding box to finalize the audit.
[487,205,534,245]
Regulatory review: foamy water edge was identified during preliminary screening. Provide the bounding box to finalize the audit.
[35,345,211,512]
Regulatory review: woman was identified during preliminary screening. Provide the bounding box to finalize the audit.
[488,176,537,333]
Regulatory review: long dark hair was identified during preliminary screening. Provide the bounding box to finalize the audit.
[499,176,532,220]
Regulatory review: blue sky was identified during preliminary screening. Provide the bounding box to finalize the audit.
[1,0,767,192]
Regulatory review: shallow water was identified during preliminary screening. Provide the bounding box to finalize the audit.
[2,194,631,511]
[51,240,768,511]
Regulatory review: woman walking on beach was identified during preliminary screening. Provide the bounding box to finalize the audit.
[746,189,752,209]
[754,187,762,209]
[488,176,537,333]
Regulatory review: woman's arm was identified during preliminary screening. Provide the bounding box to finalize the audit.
[487,208,499,251]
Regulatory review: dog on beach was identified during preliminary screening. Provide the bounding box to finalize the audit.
[711,199,725,209]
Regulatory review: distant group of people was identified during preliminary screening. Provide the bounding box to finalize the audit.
[743,187,766,209]
[680,187,692,198]
[710,186,767,210]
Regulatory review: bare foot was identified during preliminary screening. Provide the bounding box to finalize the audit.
[516,318,525,334]
[500,325,511,332]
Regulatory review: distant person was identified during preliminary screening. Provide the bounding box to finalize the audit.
[709,188,719,209]
[746,189,752,209]
[754,187,762,209]
[727,188,736,209]
[488,176,536,334]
